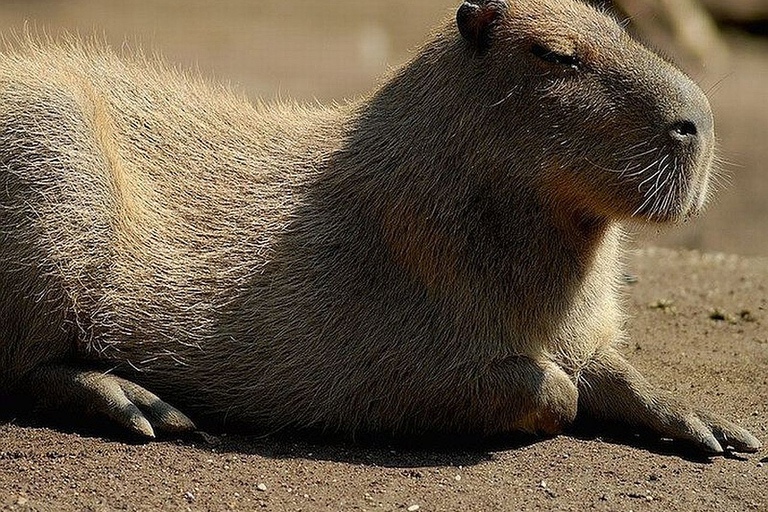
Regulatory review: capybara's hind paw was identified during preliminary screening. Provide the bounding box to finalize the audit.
[86,372,197,438]
[26,365,196,438]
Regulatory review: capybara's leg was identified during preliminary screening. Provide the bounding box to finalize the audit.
[23,365,195,438]
[473,357,579,435]
[578,348,761,453]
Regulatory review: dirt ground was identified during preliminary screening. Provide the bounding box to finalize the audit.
[2,249,766,512]
[0,1,766,511]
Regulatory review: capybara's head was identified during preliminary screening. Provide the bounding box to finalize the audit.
[456,0,715,223]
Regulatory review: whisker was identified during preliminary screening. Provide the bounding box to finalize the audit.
[622,153,663,179]
[648,162,672,217]
[621,146,661,161]
[656,157,678,215]
[704,73,732,97]
[585,158,632,174]
[613,132,661,156]
[637,155,669,191]
[633,176,662,218]
[486,87,519,108]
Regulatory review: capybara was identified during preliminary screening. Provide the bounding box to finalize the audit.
[0,0,760,454]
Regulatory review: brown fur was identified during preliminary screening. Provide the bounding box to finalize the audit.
[0,1,760,452]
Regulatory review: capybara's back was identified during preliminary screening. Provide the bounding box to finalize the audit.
[0,42,351,426]
[0,1,761,454]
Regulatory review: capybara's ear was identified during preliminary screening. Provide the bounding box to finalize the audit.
[457,1,506,51]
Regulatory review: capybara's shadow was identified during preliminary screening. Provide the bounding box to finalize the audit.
[1,410,531,468]
[2,412,738,468]
[202,423,732,467]
[568,418,727,464]
[189,429,549,468]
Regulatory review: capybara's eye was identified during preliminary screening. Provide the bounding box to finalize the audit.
[531,43,580,69]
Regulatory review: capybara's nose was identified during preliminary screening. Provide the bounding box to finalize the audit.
[665,82,714,145]
[667,109,712,144]
[668,119,698,141]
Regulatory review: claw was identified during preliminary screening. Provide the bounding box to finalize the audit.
[697,410,762,454]
[146,403,196,434]
[128,414,156,439]
[721,431,762,453]
[119,379,196,434]
[701,433,724,454]
[24,365,195,439]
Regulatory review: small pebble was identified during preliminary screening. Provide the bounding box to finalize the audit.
[257,483,268,492]
[454,475,462,481]
[407,506,420,512]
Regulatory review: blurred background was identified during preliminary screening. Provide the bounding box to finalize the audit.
[0,0,765,255]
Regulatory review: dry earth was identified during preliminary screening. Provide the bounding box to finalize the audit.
[2,249,766,512]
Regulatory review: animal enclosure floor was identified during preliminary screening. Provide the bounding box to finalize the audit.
[1,248,766,511]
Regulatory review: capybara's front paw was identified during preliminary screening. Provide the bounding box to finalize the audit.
[535,362,579,435]
[690,409,762,454]
[512,360,578,436]
[579,349,761,454]
[635,401,761,454]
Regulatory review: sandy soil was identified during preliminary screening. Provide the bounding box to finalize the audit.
[2,249,766,512]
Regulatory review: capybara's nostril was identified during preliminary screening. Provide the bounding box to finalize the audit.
[669,120,698,140]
